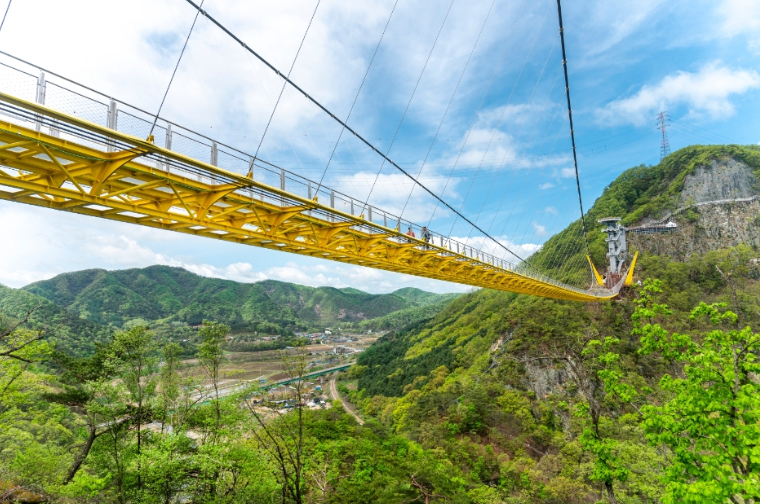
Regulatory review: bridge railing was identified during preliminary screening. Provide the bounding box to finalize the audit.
[0,52,592,296]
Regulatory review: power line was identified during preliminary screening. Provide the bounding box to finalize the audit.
[556,0,590,258]
[182,0,524,261]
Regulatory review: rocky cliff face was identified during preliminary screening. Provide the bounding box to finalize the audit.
[680,158,758,205]
[630,198,760,259]
[631,157,760,259]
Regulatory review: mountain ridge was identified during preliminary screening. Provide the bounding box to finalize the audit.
[21,265,458,331]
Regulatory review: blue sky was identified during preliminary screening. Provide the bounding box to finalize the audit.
[0,0,757,292]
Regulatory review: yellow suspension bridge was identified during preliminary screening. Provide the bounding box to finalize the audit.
[0,55,618,302]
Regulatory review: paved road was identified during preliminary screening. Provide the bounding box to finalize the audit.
[329,378,364,425]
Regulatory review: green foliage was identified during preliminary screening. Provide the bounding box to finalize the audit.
[528,144,760,284]
[357,290,515,397]
[635,286,760,503]
[4,143,760,503]
[0,284,111,356]
[22,265,456,332]
[350,240,760,503]
[342,297,457,332]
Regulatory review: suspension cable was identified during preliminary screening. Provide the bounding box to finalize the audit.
[399,0,517,221]
[428,0,552,234]
[458,33,560,244]
[359,0,455,214]
[0,0,13,35]
[250,0,321,176]
[149,0,206,139]
[182,0,524,260]
[315,0,400,193]
[556,0,590,257]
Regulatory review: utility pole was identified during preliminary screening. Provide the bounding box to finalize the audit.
[657,111,671,161]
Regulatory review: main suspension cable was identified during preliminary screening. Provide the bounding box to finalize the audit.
[556,0,590,257]
[182,0,524,260]
[250,0,321,176]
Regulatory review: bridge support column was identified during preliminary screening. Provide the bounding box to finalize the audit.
[106,99,117,151]
[35,71,46,132]
[165,124,172,171]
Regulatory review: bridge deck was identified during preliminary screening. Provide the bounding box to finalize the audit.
[0,88,613,301]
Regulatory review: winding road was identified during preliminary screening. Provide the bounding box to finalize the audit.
[329,378,364,425]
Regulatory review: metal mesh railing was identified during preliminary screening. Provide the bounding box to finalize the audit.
[0,51,597,296]
[0,62,36,103]
[217,148,250,175]
[118,110,167,148]
[45,82,108,127]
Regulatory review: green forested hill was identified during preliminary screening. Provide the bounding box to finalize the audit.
[5,145,760,503]
[0,284,111,355]
[528,144,760,285]
[357,144,760,399]
[343,145,760,502]
[21,265,457,331]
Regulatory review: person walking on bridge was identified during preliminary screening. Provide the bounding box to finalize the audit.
[406,226,415,243]
[421,226,431,249]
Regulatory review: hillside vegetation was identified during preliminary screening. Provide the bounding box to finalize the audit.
[529,144,760,286]
[22,265,457,332]
[2,144,760,503]
[0,284,111,355]
[340,145,760,503]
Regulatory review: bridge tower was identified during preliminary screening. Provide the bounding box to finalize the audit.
[598,217,627,288]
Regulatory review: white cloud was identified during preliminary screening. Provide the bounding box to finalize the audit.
[532,223,547,236]
[576,0,667,61]
[545,206,557,214]
[540,182,554,190]
[596,62,760,126]
[451,234,541,265]
[718,0,760,48]
[560,167,576,178]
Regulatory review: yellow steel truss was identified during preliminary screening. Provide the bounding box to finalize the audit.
[0,93,615,302]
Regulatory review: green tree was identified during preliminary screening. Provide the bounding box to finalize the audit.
[197,320,229,437]
[516,329,637,503]
[246,350,310,504]
[635,279,760,503]
[0,308,50,403]
[108,325,158,496]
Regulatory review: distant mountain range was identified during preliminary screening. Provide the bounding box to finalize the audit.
[0,265,458,356]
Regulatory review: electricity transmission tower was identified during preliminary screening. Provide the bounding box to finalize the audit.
[656,111,671,161]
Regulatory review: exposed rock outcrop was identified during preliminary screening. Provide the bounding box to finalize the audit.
[680,158,758,206]
[631,157,759,258]
[524,362,571,398]
[630,198,760,259]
